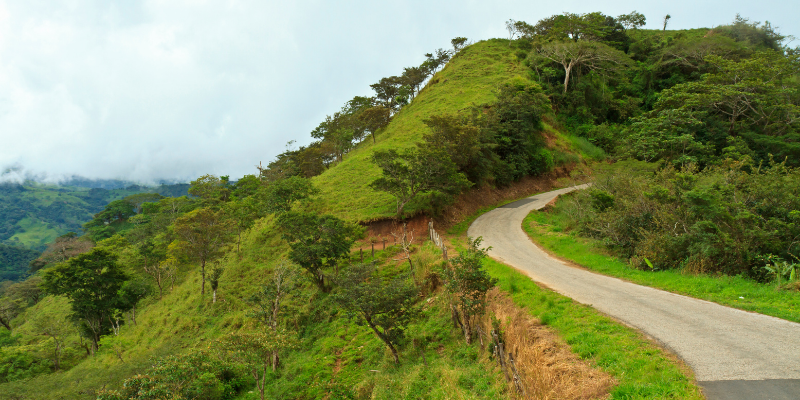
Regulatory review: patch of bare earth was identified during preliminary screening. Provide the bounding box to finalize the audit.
[356,166,590,249]
[484,288,615,400]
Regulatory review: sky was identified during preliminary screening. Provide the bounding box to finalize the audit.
[0,0,797,184]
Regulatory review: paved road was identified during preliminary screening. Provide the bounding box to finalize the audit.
[468,185,800,400]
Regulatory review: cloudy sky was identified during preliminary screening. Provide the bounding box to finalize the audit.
[0,0,796,184]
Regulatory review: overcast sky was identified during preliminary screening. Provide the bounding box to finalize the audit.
[0,0,796,184]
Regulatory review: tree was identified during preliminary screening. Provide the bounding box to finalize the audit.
[0,296,22,330]
[260,176,318,214]
[332,263,418,364]
[617,11,646,30]
[277,212,362,292]
[97,350,245,400]
[533,12,610,42]
[118,279,151,325]
[216,329,296,400]
[27,297,76,371]
[232,174,262,199]
[223,196,262,255]
[358,105,391,144]
[311,112,357,162]
[663,14,671,31]
[41,248,129,354]
[0,277,44,330]
[37,233,94,265]
[422,114,485,172]
[247,263,299,331]
[655,52,800,136]
[172,208,233,296]
[422,48,452,73]
[442,237,497,344]
[534,40,632,93]
[451,37,468,53]
[189,174,230,206]
[144,257,176,300]
[209,265,224,304]
[401,66,430,97]
[505,19,519,40]
[245,263,299,370]
[370,147,471,219]
[370,76,404,112]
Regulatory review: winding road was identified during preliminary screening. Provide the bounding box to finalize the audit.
[468,185,800,400]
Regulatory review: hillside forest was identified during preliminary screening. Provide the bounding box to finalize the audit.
[0,10,798,400]
[0,183,189,282]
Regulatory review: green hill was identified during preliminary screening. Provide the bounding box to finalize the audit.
[0,39,605,399]
[6,13,779,398]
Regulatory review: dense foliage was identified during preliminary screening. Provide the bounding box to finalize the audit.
[558,160,800,279]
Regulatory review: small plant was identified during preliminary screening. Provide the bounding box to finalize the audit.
[761,254,798,287]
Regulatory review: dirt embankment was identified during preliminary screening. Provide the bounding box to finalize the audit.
[358,165,588,243]
[483,288,615,399]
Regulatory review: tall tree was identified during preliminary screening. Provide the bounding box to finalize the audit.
[332,263,418,364]
[246,262,299,370]
[260,176,318,215]
[534,40,631,93]
[41,248,129,354]
[172,208,233,296]
[401,66,430,97]
[359,105,391,144]
[370,147,471,219]
[616,11,646,30]
[277,212,362,292]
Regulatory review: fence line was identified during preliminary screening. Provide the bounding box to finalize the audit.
[428,221,448,261]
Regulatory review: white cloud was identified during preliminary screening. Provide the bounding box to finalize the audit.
[0,0,796,184]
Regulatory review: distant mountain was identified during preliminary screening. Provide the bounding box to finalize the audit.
[0,181,189,281]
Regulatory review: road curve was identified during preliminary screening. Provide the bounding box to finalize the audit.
[468,185,800,399]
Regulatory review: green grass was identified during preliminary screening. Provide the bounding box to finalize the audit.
[8,217,60,248]
[312,39,527,222]
[1,218,509,399]
[484,257,704,399]
[524,209,800,324]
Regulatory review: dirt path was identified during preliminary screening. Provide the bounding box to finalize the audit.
[468,185,800,400]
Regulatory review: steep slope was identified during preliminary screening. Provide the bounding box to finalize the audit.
[312,38,528,221]
[0,40,614,400]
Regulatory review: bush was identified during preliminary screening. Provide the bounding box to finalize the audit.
[558,160,800,279]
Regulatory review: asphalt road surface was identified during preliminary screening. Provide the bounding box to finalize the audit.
[468,185,800,400]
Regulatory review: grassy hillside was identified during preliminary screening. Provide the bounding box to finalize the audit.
[0,32,711,400]
[312,39,527,221]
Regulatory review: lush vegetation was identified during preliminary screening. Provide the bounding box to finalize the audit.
[0,35,594,399]
[6,9,797,398]
[503,12,800,294]
[523,206,800,323]
[0,182,188,282]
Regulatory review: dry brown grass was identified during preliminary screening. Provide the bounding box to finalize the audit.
[483,288,615,400]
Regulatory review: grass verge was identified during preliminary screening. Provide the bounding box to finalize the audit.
[524,210,800,324]
[483,257,704,399]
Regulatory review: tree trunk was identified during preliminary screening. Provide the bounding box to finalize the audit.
[365,316,400,364]
[314,271,328,293]
[201,259,206,295]
[563,62,574,94]
[213,289,217,303]
[271,350,279,371]
[131,306,136,326]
